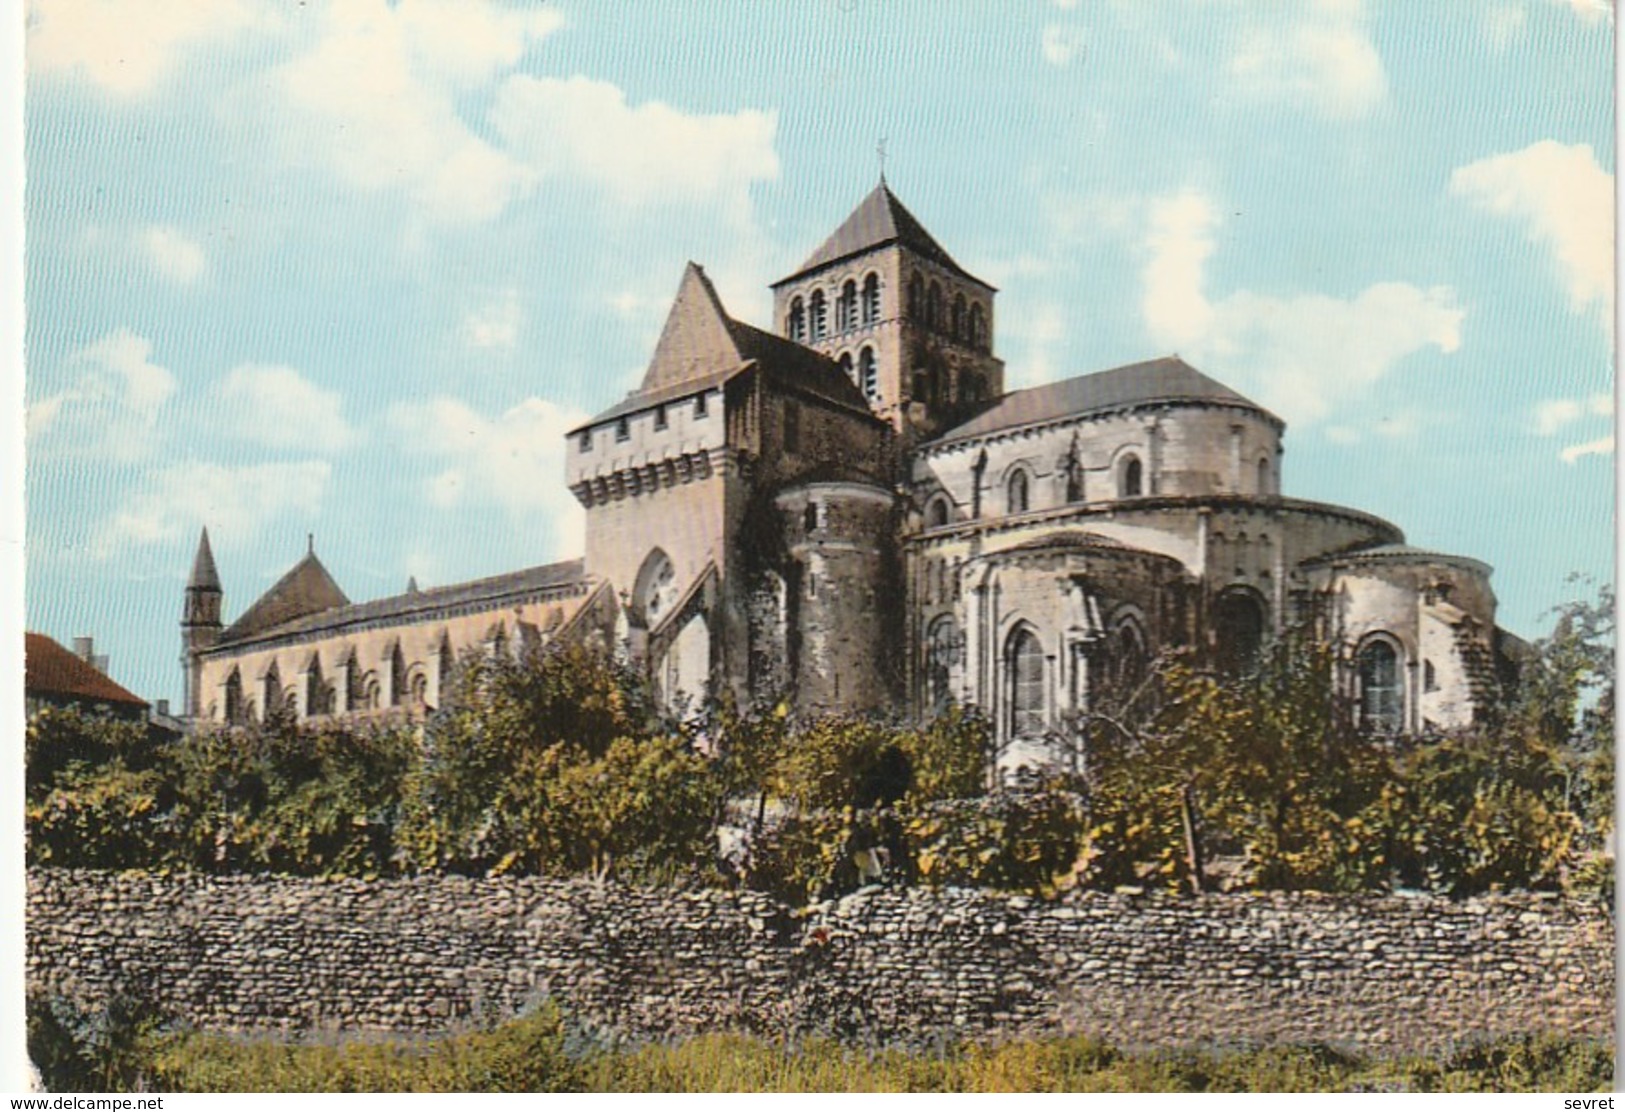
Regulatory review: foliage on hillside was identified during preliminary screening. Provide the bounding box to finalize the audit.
[24,585,1613,903]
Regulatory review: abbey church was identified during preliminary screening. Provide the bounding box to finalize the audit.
[183,182,1510,774]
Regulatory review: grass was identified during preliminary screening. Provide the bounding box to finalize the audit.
[124,1015,1613,1093]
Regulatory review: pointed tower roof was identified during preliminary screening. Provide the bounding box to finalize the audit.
[576,262,878,430]
[220,543,350,644]
[777,182,988,287]
[187,527,221,592]
[639,262,748,394]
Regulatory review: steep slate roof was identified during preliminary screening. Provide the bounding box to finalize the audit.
[779,182,987,286]
[928,356,1277,447]
[25,632,147,709]
[212,559,587,648]
[578,263,877,428]
[187,527,221,591]
[220,546,351,645]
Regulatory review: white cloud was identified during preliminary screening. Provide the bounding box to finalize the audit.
[140,225,208,284]
[490,75,780,217]
[96,460,332,555]
[1228,0,1388,119]
[1450,141,1615,334]
[28,328,177,460]
[1042,24,1087,67]
[1561,435,1614,462]
[462,289,523,352]
[385,395,588,555]
[216,364,358,453]
[1483,5,1528,51]
[1139,190,1463,424]
[26,0,269,96]
[1550,0,1613,24]
[1534,391,1612,434]
[269,0,562,224]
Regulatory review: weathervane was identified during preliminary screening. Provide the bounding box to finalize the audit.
[877,137,888,184]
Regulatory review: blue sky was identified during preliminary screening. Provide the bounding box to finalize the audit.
[18,0,1617,707]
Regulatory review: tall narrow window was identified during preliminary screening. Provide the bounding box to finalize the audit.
[908,273,923,320]
[578,429,592,453]
[1213,591,1265,676]
[654,404,668,430]
[838,352,854,383]
[926,496,950,528]
[1008,627,1045,738]
[969,304,986,351]
[1359,638,1404,733]
[862,273,881,324]
[1007,469,1030,514]
[803,501,819,532]
[1119,455,1143,498]
[788,297,806,342]
[859,346,878,400]
[615,417,630,442]
[694,392,708,418]
[925,616,958,712]
[837,280,857,332]
[809,289,828,340]
[224,668,243,724]
[927,282,943,329]
[389,643,407,708]
[1257,457,1271,494]
[951,294,966,341]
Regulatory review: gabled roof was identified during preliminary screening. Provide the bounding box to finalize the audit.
[577,263,877,429]
[213,558,587,648]
[778,182,986,286]
[25,632,147,709]
[220,546,350,645]
[927,356,1277,448]
[187,527,221,592]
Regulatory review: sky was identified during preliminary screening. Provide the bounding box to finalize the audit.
[17,0,1617,709]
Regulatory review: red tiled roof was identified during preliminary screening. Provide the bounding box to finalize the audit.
[24,633,148,708]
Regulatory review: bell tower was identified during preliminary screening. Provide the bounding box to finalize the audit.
[181,526,222,719]
[770,180,1004,451]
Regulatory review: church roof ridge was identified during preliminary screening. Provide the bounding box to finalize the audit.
[925,356,1280,449]
[776,182,988,287]
[213,558,587,649]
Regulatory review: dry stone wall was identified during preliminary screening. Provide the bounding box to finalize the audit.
[26,871,1613,1053]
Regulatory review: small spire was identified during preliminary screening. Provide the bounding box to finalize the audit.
[187,527,221,592]
[877,136,888,185]
[406,575,420,594]
[307,532,315,555]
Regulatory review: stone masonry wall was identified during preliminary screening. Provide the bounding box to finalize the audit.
[26,871,1613,1053]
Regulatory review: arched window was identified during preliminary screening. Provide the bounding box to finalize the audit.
[926,496,950,528]
[1257,457,1272,495]
[951,294,966,341]
[859,346,878,400]
[389,643,407,708]
[1118,454,1143,498]
[1007,469,1030,514]
[862,272,881,324]
[838,351,854,383]
[925,616,958,711]
[438,637,455,699]
[224,668,243,724]
[1358,638,1404,734]
[262,663,282,724]
[809,289,827,340]
[1213,590,1265,675]
[908,273,923,320]
[1115,621,1146,692]
[635,549,680,627]
[788,296,805,342]
[837,280,857,332]
[927,282,943,329]
[969,304,986,351]
[305,655,328,718]
[1007,626,1046,738]
[964,375,983,404]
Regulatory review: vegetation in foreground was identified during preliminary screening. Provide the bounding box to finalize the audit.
[26,997,1613,1094]
[26,585,1613,904]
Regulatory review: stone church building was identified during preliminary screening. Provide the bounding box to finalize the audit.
[183,183,1507,773]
